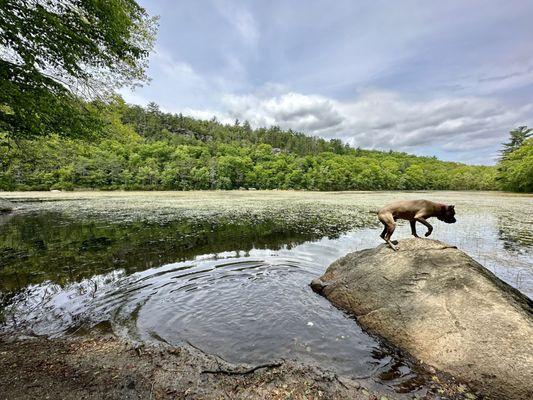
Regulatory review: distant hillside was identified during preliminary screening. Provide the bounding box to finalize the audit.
[0,99,497,191]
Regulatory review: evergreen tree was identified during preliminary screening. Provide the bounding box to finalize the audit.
[497,126,533,192]
[499,126,532,160]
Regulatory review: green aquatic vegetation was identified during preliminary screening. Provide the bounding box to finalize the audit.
[2,191,378,230]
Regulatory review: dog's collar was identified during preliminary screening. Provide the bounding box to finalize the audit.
[440,204,447,214]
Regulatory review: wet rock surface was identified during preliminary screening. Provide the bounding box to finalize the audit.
[311,238,533,400]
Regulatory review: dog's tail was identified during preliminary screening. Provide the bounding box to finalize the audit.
[367,209,379,214]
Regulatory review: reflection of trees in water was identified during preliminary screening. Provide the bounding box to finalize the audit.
[0,212,325,294]
[0,269,124,333]
[497,212,533,251]
[0,212,15,227]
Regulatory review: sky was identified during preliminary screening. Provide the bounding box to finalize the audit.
[121,0,533,165]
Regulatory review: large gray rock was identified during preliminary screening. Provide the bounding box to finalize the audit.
[311,238,533,400]
[0,198,14,213]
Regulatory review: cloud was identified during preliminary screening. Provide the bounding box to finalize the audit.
[214,0,259,48]
[222,92,343,131]
[180,107,233,125]
[150,47,207,92]
[123,45,220,110]
[450,62,533,96]
[118,89,150,107]
[183,89,531,165]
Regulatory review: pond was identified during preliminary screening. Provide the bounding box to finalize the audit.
[1,191,532,396]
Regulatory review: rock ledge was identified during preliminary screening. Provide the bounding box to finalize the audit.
[311,238,533,400]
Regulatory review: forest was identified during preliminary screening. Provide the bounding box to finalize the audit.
[3,98,529,192]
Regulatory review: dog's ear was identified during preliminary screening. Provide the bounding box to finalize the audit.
[449,205,455,210]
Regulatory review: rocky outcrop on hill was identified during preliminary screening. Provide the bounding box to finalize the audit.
[311,238,533,400]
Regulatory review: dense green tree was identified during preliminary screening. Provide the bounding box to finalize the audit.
[497,136,533,192]
[0,0,157,138]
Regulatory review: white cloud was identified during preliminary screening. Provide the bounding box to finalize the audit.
[118,89,150,107]
[221,92,343,131]
[181,108,234,125]
[183,89,532,165]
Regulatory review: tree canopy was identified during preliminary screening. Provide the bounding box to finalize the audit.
[497,127,533,192]
[0,0,157,138]
[499,126,532,160]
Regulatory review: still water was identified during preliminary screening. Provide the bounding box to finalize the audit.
[1,191,532,395]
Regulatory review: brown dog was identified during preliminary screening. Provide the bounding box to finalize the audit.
[377,200,456,250]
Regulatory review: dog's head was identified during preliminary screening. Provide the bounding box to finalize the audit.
[438,205,456,223]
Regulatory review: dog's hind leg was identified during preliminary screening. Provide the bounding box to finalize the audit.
[384,224,398,250]
[379,212,398,251]
[380,224,387,239]
[378,213,390,241]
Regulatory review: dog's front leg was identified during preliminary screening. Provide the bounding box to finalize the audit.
[415,217,433,237]
[410,220,419,237]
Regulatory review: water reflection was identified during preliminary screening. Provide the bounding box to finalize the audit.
[0,212,321,293]
[497,212,533,250]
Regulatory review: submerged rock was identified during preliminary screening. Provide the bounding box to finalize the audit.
[311,238,533,400]
[0,198,14,213]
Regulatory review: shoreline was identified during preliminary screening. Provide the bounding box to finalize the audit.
[0,333,472,400]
